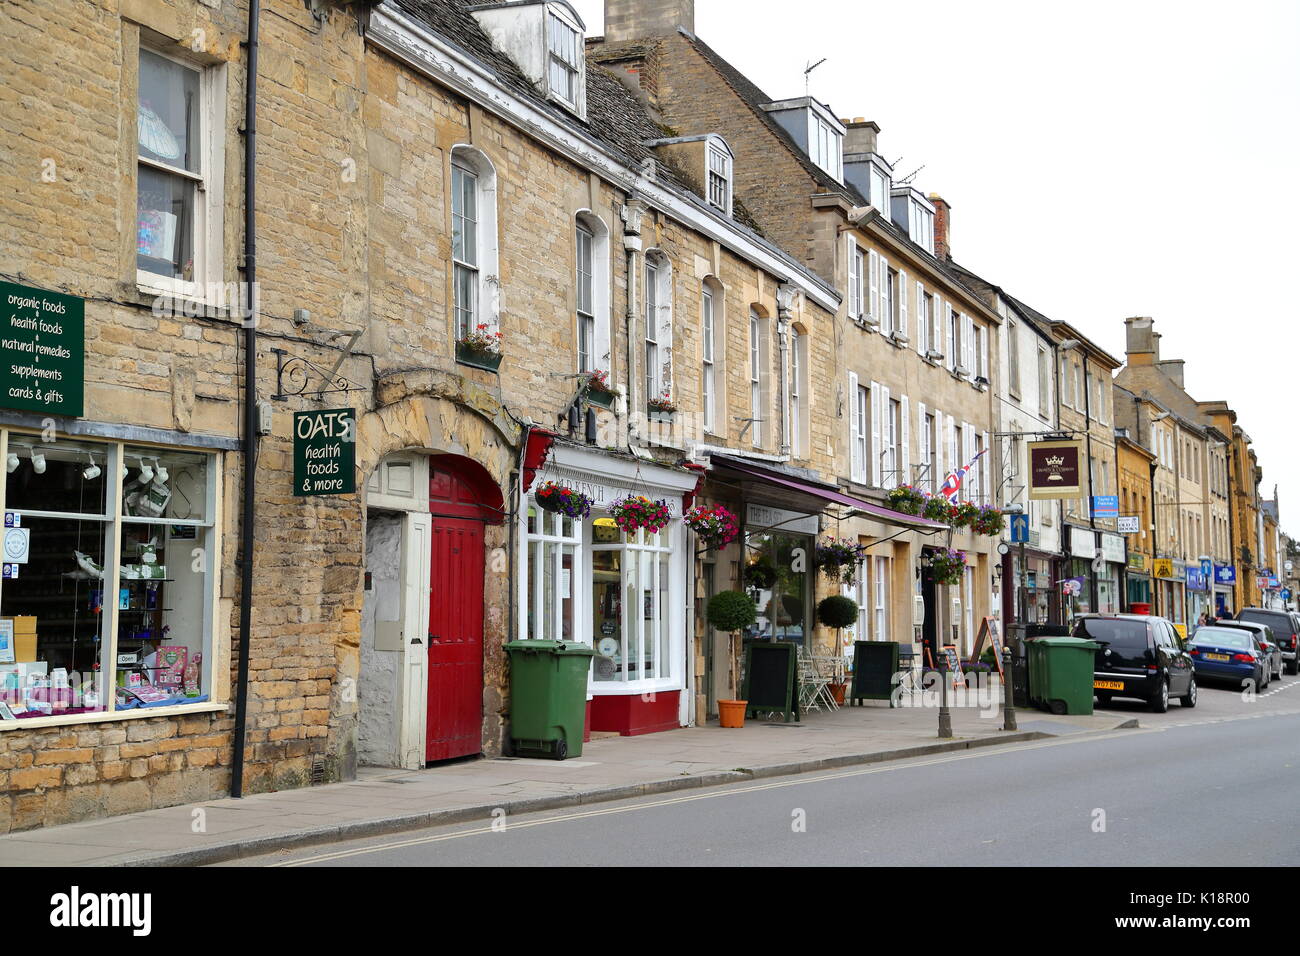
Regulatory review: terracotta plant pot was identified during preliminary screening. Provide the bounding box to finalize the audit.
[828,682,847,705]
[717,699,747,728]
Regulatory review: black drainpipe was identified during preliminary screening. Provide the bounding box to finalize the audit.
[231,0,260,799]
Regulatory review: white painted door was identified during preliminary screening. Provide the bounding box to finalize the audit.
[399,511,433,769]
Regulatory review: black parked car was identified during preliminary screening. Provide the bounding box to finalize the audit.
[1074,613,1196,712]
[1236,608,1299,675]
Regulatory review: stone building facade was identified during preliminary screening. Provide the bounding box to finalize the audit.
[0,0,841,830]
[590,0,1001,668]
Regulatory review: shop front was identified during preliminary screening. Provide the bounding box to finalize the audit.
[1212,564,1237,618]
[1153,557,1185,630]
[517,442,697,736]
[1185,565,1209,633]
[1097,533,1126,615]
[1,428,227,723]
[1014,552,1058,624]
[1125,553,1152,611]
[1065,526,1097,621]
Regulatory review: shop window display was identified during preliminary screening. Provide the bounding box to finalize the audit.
[0,436,217,721]
[744,530,811,644]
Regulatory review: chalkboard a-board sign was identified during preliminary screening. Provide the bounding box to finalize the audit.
[970,617,1005,676]
[742,641,799,723]
[940,645,963,686]
[850,641,900,706]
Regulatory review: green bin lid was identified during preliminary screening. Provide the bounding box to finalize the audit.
[1036,636,1100,650]
[504,639,596,656]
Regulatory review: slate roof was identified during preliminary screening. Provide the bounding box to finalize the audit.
[390,1,768,234]
[675,31,993,305]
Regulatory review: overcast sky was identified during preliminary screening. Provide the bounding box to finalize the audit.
[573,0,1300,540]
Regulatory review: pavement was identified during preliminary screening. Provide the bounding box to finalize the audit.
[7,675,1296,867]
[0,681,1142,867]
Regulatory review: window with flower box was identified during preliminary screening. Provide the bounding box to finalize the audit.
[0,432,219,725]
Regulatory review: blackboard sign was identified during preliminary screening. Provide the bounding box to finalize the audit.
[970,617,1005,676]
[850,641,899,706]
[293,408,357,496]
[742,641,799,723]
[940,645,962,686]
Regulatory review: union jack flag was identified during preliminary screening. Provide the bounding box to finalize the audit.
[939,447,988,502]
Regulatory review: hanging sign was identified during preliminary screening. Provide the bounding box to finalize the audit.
[1028,439,1084,500]
[0,281,84,417]
[1117,515,1141,534]
[1214,564,1237,585]
[1152,558,1175,579]
[1091,495,1119,519]
[293,408,357,496]
[1100,533,1126,564]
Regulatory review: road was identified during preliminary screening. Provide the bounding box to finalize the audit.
[241,678,1300,867]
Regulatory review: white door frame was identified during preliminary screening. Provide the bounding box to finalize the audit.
[397,510,432,769]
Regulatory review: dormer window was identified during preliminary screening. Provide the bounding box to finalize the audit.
[472,1,587,118]
[809,112,842,181]
[889,187,936,254]
[547,11,580,107]
[706,139,732,215]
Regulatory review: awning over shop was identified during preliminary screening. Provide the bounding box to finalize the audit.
[707,454,950,532]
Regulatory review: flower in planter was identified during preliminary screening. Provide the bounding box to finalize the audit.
[534,481,592,520]
[952,501,981,529]
[972,504,1005,536]
[684,504,739,549]
[814,537,867,585]
[458,322,502,355]
[886,484,927,516]
[922,495,960,523]
[929,548,967,586]
[609,495,673,534]
[647,389,677,413]
[585,369,612,392]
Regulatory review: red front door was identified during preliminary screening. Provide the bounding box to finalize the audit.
[426,463,489,762]
[426,516,484,761]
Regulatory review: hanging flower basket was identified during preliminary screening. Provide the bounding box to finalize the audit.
[951,502,981,530]
[886,485,927,516]
[815,538,867,585]
[923,495,959,523]
[743,560,777,592]
[930,548,967,586]
[972,505,1005,537]
[584,369,615,409]
[684,504,740,549]
[535,481,592,520]
[456,323,503,372]
[609,495,672,534]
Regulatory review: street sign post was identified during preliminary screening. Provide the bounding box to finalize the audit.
[1009,514,1029,543]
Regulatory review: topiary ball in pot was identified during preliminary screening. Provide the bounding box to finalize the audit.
[817,595,859,630]
[707,590,758,633]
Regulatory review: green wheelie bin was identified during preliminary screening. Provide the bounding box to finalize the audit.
[505,640,595,759]
[1031,636,1100,715]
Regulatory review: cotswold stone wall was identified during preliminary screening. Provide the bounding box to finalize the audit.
[1,0,836,831]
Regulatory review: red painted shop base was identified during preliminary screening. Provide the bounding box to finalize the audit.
[588,691,681,736]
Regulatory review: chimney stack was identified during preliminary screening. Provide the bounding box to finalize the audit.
[929,193,952,260]
[842,118,879,157]
[604,0,695,41]
[1123,316,1158,366]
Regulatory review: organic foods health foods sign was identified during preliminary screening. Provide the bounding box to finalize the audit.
[1027,439,1084,500]
[1,281,84,417]
[293,408,356,496]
